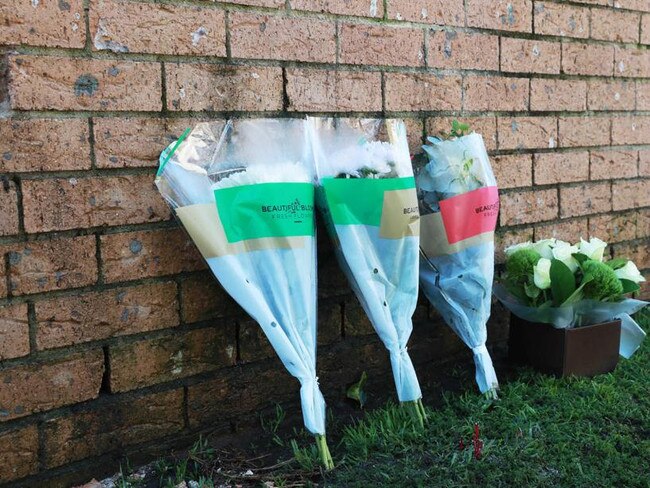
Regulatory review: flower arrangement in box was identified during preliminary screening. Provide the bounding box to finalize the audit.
[494,237,647,372]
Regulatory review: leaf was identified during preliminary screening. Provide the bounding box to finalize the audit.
[620,278,641,295]
[560,280,589,306]
[572,253,590,265]
[550,259,576,306]
[605,258,628,270]
[346,371,368,408]
[524,282,541,299]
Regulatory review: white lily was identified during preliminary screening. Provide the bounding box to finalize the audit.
[552,241,579,272]
[533,238,556,259]
[579,237,607,261]
[533,258,552,290]
[615,261,646,284]
[505,241,533,256]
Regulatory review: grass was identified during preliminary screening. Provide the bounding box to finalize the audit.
[113,309,649,488]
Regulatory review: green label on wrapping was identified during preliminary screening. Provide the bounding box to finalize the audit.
[321,177,416,226]
[214,182,314,243]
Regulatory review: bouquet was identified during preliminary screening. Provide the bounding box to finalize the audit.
[495,237,647,358]
[416,121,500,397]
[307,118,425,425]
[155,119,333,468]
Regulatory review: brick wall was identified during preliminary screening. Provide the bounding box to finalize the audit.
[1,0,649,485]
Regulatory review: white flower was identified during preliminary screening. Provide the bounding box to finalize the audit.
[614,261,646,284]
[534,258,552,290]
[533,238,556,259]
[552,241,579,273]
[579,237,607,261]
[505,241,533,256]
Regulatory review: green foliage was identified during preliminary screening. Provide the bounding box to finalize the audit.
[506,249,542,283]
[440,120,471,139]
[325,308,650,488]
[346,371,368,408]
[549,259,576,306]
[582,260,624,301]
[260,403,287,447]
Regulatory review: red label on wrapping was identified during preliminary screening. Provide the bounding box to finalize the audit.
[439,186,499,244]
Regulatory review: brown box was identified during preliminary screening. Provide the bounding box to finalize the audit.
[508,314,621,377]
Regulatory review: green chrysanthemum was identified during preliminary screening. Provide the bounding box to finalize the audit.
[582,260,624,300]
[506,249,542,283]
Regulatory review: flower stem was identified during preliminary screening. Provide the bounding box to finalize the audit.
[315,434,334,470]
[401,400,425,429]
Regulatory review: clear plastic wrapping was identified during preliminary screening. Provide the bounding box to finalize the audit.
[417,133,500,395]
[155,119,326,436]
[308,117,423,406]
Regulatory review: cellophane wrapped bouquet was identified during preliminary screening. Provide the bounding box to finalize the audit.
[416,122,500,398]
[495,237,647,357]
[307,118,425,425]
[155,119,333,468]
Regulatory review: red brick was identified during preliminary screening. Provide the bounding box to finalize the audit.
[387,0,464,25]
[558,116,611,147]
[589,211,638,243]
[426,117,497,150]
[187,365,295,427]
[615,47,650,78]
[590,149,638,180]
[239,319,275,363]
[530,79,586,112]
[0,0,84,48]
[22,175,170,233]
[35,282,179,350]
[230,13,335,63]
[534,2,589,38]
[642,14,650,44]
[463,76,529,111]
[560,182,612,217]
[0,425,38,482]
[339,24,424,67]
[0,181,19,237]
[612,241,649,272]
[497,117,558,150]
[109,326,236,392]
[613,0,650,13]
[180,272,240,323]
[0,350,104,421]
[224,0,284,6]
[612,116,650,145]
[571,0,609,5]
[535,218,590,243]
[495,227,534,263]
[636,81,650,110]
[100,228,204,283]
[286,69,381,112]
[640,149,650,176]
[638,208,650,238]
[93,117,210,168]
[385,73,462,111]
[165,64,283,112]
[6,236,97,296]
[587,80,635,111]
[403,118,426,154]
[467,0,532,32]
[562,42,614,76]
[500,38,561,74]
[0,303,29,361]
[428,31,498,70]
[499,189,559,226]
[612,179,650,211]
[591,8,640,43]
[42,389,184,468]
[491,154,533,189]
[291,0,383,17]
[8,55,161,111]
[0,119,90,172]
[90,0,225,55]
[534,151,590,184]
